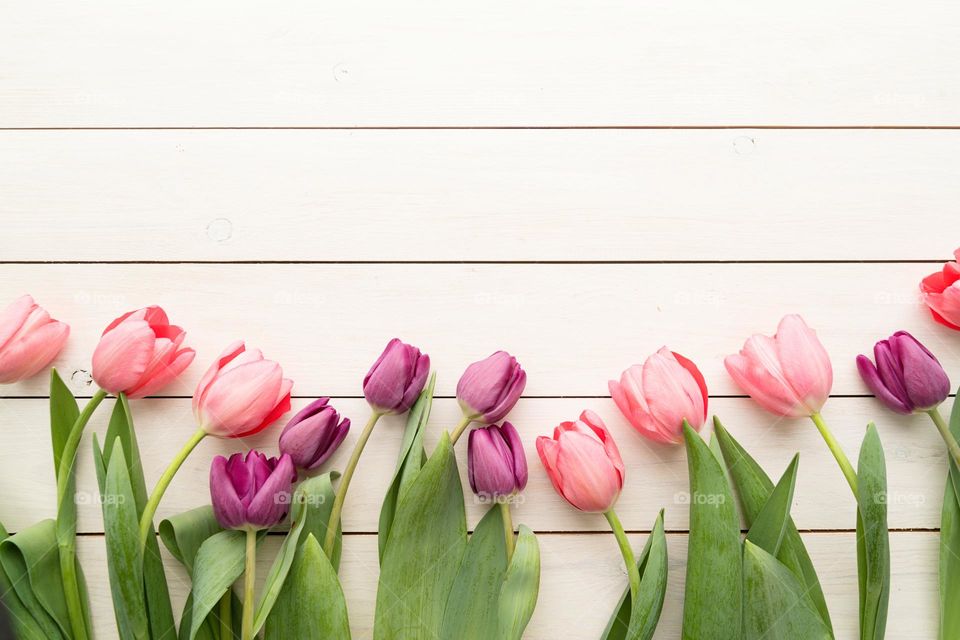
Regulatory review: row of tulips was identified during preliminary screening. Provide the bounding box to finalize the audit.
[2,251,960,638]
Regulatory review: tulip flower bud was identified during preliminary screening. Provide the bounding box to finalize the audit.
[92,305,195,398]
[363,338,430,415]
[193,341,293,438]
[536,410,625,513]
[0,295,69,384]
[609,347,708,444]
[856,331,950,415]
[725,314,833,418]
[209,451,296,530]
[457,351,526,423]
[921,248,960,330]
[468,422,528,499]
[279,398,351,470]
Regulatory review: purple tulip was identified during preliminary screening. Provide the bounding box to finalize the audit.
[209,451,296,530]
[856,331,951,414]
[457,351,527,423]
[279,398,350,470]
[468,422,528,498]
[363,338,430,414]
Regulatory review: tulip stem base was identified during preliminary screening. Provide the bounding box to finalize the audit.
[449,413,476,446]
[604,509,640,603]
[241,529,256,640]
[56,387,107,640]
[810,412,858,499]
[927,409,960,470]
[324,412,382,556]
[138,427,207,549]
[499,501,515,562]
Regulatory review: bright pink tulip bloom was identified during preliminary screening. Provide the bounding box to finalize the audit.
[0,295,70,383]
[725,314,833,418]
[536,410,625,513]
[921,248,960,330]
[193,341,293,438]
[92,306,194,398]
[609,348,708,444]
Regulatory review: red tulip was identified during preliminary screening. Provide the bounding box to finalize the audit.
[536,410,625,513]
[0,295,69,383]
[921,248,960,330]
[193,341,292,438]
[91,306,194,398]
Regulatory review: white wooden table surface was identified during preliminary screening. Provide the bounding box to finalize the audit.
[2,2,959,637]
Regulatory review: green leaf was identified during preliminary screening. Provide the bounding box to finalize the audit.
[102,437,149,639]
[743,541,833,640]
[714,418,832,631]
[263,534,351,639]
[0,522,50,640]
[745,454,799,557]
[375,432,467,640]
[292,471,342,571]
[160,506,225,576]
[253,508,307,634]
[856,423,889,640]
[940,391,960,640]
[601,510,668,640]
[0,520,70,639]
[440,504,510,639]
[681,422,741,640]
[189,530,249,640]
[497,524,540,640]
[49,368,79,479]
[378,374,436,562]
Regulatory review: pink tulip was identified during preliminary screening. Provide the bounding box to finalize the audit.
[0,295,69,383]
[91,306,194,398]
[193,341,293,438]
[536,410,625,513]
[609,348,708,444]
[921,248,960,330]
[724,314,833,417]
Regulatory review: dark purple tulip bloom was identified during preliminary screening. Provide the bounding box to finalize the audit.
[457,351,526,423]
[210,451,296,530]
[468,422,528,498]
[856,331,950,414]
[279,398,350,470]
[363,338,430,414]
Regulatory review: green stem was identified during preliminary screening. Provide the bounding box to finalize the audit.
[499,501,515,562]
[927,408,960,470]
[604,509,640,603]
[323,412,382,556]
[810,412,858,499]
[241,529,256,640]
[219,590,232,639]
[56,388,107,640]
[139,427,207,548]
[449,413,476,446]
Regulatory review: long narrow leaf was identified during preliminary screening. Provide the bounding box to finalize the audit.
[497,524,540,640]
[0,520,70,639]
[189,530,248,640]
[0,523,50,640]
[856,423,889,640]
[940,391,960,640]
[745,454,799,557]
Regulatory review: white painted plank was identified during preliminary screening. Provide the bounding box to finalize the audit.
[75,532,936,639]
[0,263,952,398]
[0,397,949,533]
[2,1,958,127]
[2,130,959,261]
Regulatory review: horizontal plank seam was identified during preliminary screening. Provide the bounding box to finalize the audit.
[4,126,960,131]
[0,394,924,401]
[0,260,946,265]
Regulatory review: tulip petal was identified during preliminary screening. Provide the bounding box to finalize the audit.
[554,431,621,512]
[501,422,528,491]
[200,361,283,436]
[724,349,804,417]
[210,455,247,529]
[643,349,706,440]
[922,287,960,331]
[0,295,36,351]
[92,319,156,394]
[0,320,69,384]
[856,355,910,414]
[775,315,833,414]
[193,340,246,415]
[247,454,295,528]
[893,334,951,411]
[126,345,196,399]
[535,436,562,495]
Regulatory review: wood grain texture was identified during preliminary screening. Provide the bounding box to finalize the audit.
[2,130,959,261]
[2,1,958,127]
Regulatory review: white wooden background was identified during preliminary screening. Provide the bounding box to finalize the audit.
[2,1,959,637]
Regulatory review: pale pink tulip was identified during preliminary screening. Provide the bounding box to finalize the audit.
[536,410,625,513]
[193,341,293,438]
[609,348,708,444]
[92,306,194,398]
[725,314,833,417]
[0,295,69,383]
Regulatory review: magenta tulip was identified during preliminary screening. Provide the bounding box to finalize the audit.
[193,341,293,438]
[92,306,195,398]
[609,348,708,444]
[363,338,430,415]
[536,410,625,513]
[457,351,526,423]
[279,398,351,470]
[857,331,950,415]
[0,295,69,383]
[468,422,528,499]
[210,451,296,530]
